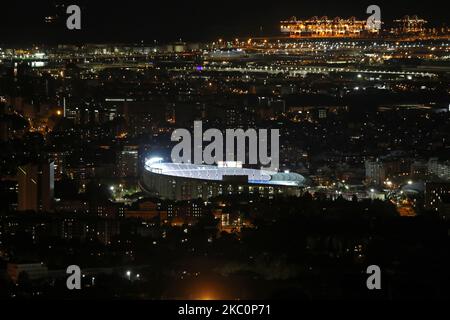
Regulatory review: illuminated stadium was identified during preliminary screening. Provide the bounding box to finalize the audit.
[141,158,306,201]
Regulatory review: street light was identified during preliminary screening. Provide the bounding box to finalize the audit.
[126,270,131,280]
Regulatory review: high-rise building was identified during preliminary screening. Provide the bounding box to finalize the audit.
[410,160,428,179]
[17,162,55,212]
[365,159,385,186]
[48,151,70,180]
[117,145,139,178]
[428,158,450,180]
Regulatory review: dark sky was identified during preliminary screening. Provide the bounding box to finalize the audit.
[0,0,449,44]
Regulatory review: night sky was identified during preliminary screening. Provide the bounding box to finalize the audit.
[0,0,449,44]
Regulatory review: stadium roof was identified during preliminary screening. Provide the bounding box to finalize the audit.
[144,161,305,187]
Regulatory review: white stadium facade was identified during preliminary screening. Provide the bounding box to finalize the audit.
[141,158,307,201]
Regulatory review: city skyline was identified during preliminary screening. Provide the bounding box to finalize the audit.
[1,1,450,303]
[1,1,450,44]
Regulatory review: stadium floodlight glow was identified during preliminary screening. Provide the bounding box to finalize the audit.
[147,157,163,165]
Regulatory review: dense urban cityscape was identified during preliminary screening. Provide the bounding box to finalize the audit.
[1,1,450,303]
